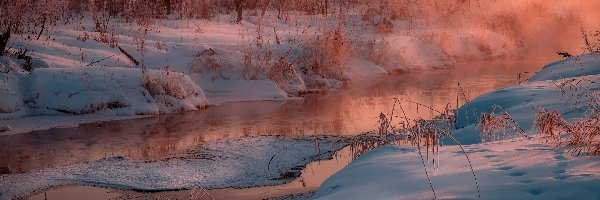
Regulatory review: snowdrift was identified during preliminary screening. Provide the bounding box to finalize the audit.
[529,53,600,82]
[314,141,600,200]
[0,56,208,118]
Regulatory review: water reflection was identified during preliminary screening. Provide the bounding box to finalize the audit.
[0,58,548,174]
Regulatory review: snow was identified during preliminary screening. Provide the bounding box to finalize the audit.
[0,60,208,117]
[529,53,600,82]
[0,124,11,132]
[452,55,599,144]
[314,139,600,200]
[0,57,25,113]
[384,36,455,71]
[0,54,211,134]
[313,54,600,199]
[0,136,351,200]
[435,29,518,60]
[200,79,289,105]
[345,58,388,80]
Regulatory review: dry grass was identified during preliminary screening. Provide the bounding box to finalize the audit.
[239,46,271,80]
[267,57,298,87]
[189,48,231,79]
[551,75,600,111]
[365,39,393,69]
[534,108,600,156]
[301,23,352,80]
[478,105,528,143]
[351,98,481,199]
[142,66,193,99]
[536,64,600,156]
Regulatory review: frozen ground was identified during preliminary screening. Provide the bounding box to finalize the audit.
[313,54,600,199]
[0,135,351,200]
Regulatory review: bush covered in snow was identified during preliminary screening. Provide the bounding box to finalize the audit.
[0,56,208,118]
[0,57,27,113]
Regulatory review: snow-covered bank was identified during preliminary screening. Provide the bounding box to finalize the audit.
[0,57,208,133]
[314,139,600,200]
[0,136,351,200]
[199,79,289,105]
[313,54,600,199]
[452,54,599,144]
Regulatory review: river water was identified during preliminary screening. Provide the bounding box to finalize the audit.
[1,58,552,199]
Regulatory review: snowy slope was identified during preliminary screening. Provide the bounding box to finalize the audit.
[313,54,600,199]
[529,53,600,82]
[452,54,599,144]
[314,140,600,200]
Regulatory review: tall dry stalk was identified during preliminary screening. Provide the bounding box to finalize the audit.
[351,98,481,199]
[478,105,528,143]
[534,108,600,156]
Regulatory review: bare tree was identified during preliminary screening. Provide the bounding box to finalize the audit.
[0,27,9,55]
[234,0,245,23]
[0,0,11,55]
[164,0,172,15]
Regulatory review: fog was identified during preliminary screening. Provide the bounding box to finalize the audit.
[423,0,600,56]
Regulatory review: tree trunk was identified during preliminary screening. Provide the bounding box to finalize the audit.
[0,26,10,55]
[164,0,172,15]
[324,0,328,17]
[235,0,245,23]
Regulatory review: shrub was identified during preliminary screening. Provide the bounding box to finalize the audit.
[581,28,600,54]
[301,24,352,81]
[239,46,271,80]
[361,6,395,34]
[365,39,392,68]
[143,66,193,99]
[268,57,296,87]
[188,48,230,79]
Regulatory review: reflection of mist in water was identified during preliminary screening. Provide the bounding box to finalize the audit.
[0,58,551,174]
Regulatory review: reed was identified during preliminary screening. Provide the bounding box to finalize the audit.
[351,98,481,199]
[478,105,528,143]
[534,108,600,156]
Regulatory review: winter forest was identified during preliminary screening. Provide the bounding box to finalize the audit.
[0,0,599,199]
